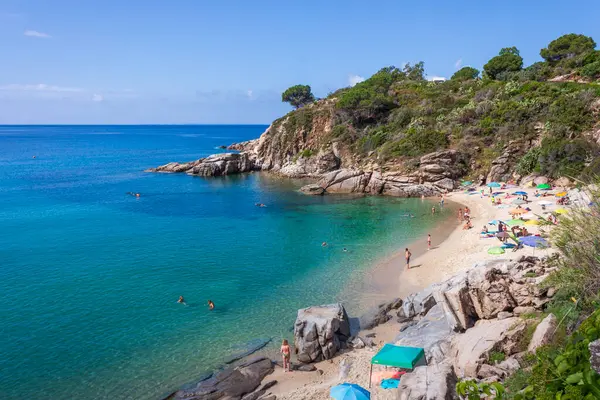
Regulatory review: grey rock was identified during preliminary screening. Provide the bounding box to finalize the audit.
[528,314,557,352]
[513,306,536,315]
[293,303,350,363]
[397,362,456,400]
[546,287,557,298]
[497,311,513,320]
[299,184,325,195]
[478,364,508,379]
[589,339,600,374]
[497,357,521,374]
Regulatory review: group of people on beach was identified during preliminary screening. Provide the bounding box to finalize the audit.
[458,206,473,230]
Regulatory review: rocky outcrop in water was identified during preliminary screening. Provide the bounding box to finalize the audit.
[293,303,351,363]
[168,357,274,400]
[147,153,256,177]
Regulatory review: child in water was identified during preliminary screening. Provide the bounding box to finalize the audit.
[208,300,215,310]
[281,339,292,372]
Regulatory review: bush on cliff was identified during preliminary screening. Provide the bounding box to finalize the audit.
[282,85,316,109]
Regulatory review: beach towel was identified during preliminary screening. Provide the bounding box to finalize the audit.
[381,379,400,389]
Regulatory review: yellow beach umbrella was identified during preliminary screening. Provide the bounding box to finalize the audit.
[525,219,540,225]
[555,192,567,197]
[555,208,569,214]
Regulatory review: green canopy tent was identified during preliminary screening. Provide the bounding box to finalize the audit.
[369,344,426,387]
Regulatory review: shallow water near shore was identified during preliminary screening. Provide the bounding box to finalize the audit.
[0,125,454,400]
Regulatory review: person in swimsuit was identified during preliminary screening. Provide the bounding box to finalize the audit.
[281,339,292,372]
[207,300,215,310]
[178,296,185,304]
[321,242,328,247]
[427,234,431,250]
[405,248,412,270]
[431,206,436,215]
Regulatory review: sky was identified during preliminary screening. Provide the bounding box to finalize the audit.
[1,0,600,124]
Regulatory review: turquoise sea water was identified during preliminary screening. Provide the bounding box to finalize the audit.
[0,125,452,399]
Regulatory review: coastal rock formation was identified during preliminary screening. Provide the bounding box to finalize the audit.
[528,313,557,352]
[168,357,274,400]
[397,362,457,400]
[299,184,325,195]
[148,153,256,177]
[293,303,350,363]
[359,298,403,330]
[487,140,527,183]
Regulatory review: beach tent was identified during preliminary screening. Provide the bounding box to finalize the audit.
[369,344,425,387]
[487,182,501,188]
[330,383,370,400]
[537,183,551,190]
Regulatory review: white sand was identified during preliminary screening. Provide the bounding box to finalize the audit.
[265,186,559,400]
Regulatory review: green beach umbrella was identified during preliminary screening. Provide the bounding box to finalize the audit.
[488,247,505,255]
[461,181,473,186]
[537,183,551,190]
[504,219,524,227]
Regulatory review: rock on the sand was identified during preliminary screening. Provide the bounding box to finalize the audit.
[397,362,456,400]
[294,303,350,363]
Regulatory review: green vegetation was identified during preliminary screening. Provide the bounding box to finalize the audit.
[483,47,524,80]
[281,84,316,109]
[452,66,480,81]
[456,380,505,399]
[489,351,506,364]
[274,33,600,181]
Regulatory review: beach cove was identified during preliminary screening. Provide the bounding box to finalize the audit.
[0,125,459,400]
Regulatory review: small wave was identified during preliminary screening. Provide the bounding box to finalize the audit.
[177,134,205,138]
[87,132,123,135]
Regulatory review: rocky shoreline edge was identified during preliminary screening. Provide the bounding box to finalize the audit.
[164,255,558,400]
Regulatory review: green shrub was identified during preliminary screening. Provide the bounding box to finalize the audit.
[541,34,597,63]
[490,351,506,364]
[386,127,447,158]
[452,66,480,81]
[484,47,524,80]
[537,138,589,178]
[581,61,600,79]
[516,147,541,176]
[456,380,505,399]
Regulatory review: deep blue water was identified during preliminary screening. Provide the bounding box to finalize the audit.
[0,125,451,399]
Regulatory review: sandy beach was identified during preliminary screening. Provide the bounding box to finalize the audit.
[264,185,559,400]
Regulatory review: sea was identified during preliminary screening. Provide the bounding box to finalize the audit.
[0,125,453,399]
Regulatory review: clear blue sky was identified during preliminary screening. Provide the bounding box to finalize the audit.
[1,0,599,124]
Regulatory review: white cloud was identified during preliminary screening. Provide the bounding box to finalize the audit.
[0,83,83,92]
[348,74,365,87]
[427,76,447,82]
[247,90,253,99]
[24,30,51,38]
[455,59,463,70]
[92,94,104,102]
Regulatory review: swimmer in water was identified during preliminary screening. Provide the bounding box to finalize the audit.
[321,242,328,247]
[343,247,348,252]
[178,296,186,304]
[135,193,140,198]
[208,300,215,310]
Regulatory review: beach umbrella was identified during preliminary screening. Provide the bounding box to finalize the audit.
[555,192,567,197]
[487,182,501,188]
[502,243,516,249]
[330,383,370,400]
[520,236,549,247]
[525,219,540,226]
[461,181,473,186]
[537,183,551,190]
[524,181,535,188]
[509,208,528,215]
[521,213,536,219]
[555,208,569,215]
[513,191,528,196]
[504,219,524,226]
[512,199,527,205]
[492,192,504,196]
[496,232,510,238]
[488,247,505,255]
[488,220,499,225]
[497,204,510,209]
[538,200,553,206]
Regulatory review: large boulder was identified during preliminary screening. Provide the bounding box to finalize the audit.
[293,303,350,363]
[528,314,557,352]
[451,317,529,378]
[433,272,477,331]
[299,184,325,195]
[467,266,516,319]
[170,357,274,400]
[397,362,457,400]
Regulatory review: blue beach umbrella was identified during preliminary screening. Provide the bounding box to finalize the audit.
[330,383,371,400]
[492,192,504,196]
[513,191,527,196]
[520,236,549,248]
[487,182,501,188]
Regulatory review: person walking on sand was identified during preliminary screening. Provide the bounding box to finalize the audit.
[405,248,412,270]
[427,234,431,250]
[281,339,292,372]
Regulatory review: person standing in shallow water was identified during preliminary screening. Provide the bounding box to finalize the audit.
[281,339,292,372]
[431,206,436,215]
[405,248,412,270]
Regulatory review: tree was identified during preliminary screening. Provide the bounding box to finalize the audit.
[281,85,315,109]
[403,62,425,81]
[451,66,480,81]
[483,48,523,80]
[541,34,596,62]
